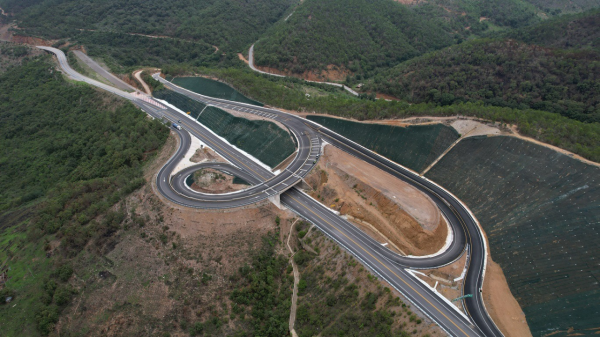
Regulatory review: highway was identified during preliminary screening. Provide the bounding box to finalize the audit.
[39,46,502,337]
[72,50,136,92]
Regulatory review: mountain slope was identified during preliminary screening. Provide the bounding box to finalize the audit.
[363,38,600,123]
[253,0,546,79]
[505,9,600,50]
[253,0,457,79]
[0,0,295,51]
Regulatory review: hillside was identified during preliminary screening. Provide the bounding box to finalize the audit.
[426,136,600,336]
[0,0,295,51]
[520,0,600,13]
[363,38,600,123]
[253,0,545,79]
[0,54,169,335]
[505,9,600,50]
[253,0,456,79]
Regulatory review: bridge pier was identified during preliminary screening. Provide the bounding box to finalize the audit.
[269,194,286,210]
[296,178,312,191]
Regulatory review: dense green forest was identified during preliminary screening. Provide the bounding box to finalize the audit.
[253,0,547,78]
[254,0,455,77]
[361,38,600,123]
[504,9,600,50]
[0,0,295,51]
[520,0,600,13]
[414,0,540,30]
[0,56,169,335]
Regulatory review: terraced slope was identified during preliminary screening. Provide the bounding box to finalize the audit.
[426,136,600,336]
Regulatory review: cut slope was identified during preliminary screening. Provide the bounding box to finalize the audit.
[425,135,600,336]
[307,116,459,173]
[153,89,295,168]
[171,76,262,106]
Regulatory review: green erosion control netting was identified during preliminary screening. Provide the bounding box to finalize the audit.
[154,89,294,168]
[425,136,600,337]
[306,116,459,172]
[172,77,263,106]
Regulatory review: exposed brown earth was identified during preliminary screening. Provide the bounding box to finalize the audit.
[190,146,225,163]
[483,258,532,337]
[0,22,13,42]
[189,168,247,194]
[133,70,152,94]
[417,253,468,312]
[376,92,402,101]
[304,144,447,256]
[237,53,249,64]
[11,35,50,45]
[255,63,350,82]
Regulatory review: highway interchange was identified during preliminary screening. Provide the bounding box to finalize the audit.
[39,46,503,337]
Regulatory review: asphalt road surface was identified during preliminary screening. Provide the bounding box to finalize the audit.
[39,46,502,337]
[72,50,136,91]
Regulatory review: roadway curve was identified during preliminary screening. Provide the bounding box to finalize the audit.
[39,46,502,337]
[153,75,502,337]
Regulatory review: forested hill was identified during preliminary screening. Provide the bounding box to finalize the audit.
[504,9,600,50]
[0,0,295,51]
[253,0,455,78]
[363,38,600,123]
[252,0,545,79]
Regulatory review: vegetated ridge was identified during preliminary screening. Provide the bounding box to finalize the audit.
[253,0,552,79]
[504,9,600,50]
[254,0,456,79]
[363,38,600,123]
[0,0,296,51]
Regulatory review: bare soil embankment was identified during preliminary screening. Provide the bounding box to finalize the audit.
[304,144,447,256]
[189,168,247,194]
[255,63,350,82]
